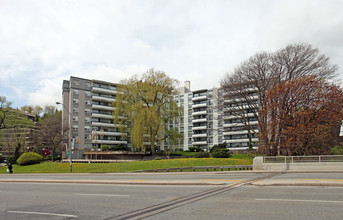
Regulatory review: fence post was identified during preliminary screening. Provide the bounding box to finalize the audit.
[319,156,321,163]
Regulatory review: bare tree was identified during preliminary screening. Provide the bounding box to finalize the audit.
[220,43,338,153]
[35,111,65,161]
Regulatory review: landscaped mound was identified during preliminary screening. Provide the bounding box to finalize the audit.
[17,152,43,165]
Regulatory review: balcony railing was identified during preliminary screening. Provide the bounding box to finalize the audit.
[91,104,115,111]
[92,87,117,95]
[192,103,207,109]
[192,95,207,101]
[263,155,343,163]
[92,95,116,103]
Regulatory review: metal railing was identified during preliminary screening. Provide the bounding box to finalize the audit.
[263,155,343,163]
[139,165,253,172]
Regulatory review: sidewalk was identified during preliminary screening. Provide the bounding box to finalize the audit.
[252,178,343,187]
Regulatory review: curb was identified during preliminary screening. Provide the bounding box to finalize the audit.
[252,182,343,187]
[0,179,226,185]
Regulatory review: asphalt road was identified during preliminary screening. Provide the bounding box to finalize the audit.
[1,172,343,219]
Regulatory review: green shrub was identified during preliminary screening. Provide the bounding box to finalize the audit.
[53,156,62,161]
[101,145,109,151]
[156,150,166,156]
[110,145,130,151]
[189,146,203,152]
[210,142,227,153]
[16,152,43,165]
[211,148,230,158]
[6,156,18,165]
[193,152,210,158]
[155,157,162,160]
[331,145,343,155]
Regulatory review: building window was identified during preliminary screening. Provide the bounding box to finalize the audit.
[85,117,91,122]
[85,100,91,105]
[85,108,91,114]
[85,91,91,97]
[85,82,91,87]
[73,98,79,104]
[73,107,79,113]
[72,125,78,130]
[73,116,79,121]
[73,89,79,95]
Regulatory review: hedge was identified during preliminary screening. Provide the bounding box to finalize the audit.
[17,152,43,165]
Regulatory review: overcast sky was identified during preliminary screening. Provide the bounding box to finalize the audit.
[1,0,343,109]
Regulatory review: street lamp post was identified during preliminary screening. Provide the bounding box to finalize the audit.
[56,101,73,172]
[90,128,98,160]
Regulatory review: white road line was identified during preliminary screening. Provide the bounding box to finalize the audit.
[8,211,77,218]
[75,193,130,197]
[256,198,343,204]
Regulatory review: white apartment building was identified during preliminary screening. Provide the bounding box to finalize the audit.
[61,76,258,158]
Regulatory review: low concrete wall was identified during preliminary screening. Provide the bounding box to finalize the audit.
[253,156,343,171]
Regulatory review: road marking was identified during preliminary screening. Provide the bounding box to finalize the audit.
[256,198,343,204]
[75,193,129,197]
[201,179,243,182]
[8,211,77,218]
[130,180,147,182]
[300,178,343,182]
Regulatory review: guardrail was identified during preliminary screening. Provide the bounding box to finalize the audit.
[62,159,132,163]
[139,165,253,172]
[263,155,343,163]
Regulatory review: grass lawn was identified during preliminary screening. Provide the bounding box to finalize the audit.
[0,154,254,174]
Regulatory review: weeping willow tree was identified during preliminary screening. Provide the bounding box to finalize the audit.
[114,69,182,155]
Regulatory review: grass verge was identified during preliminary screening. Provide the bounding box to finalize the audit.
[0,155,253,174]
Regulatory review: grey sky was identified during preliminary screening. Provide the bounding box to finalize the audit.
[1,0,342,108]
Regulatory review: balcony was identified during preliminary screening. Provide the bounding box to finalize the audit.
[192,103,207,109]
[192,110,207,116]
[192,133,207,138]
[92,113,114,119]
[92,95,116,103]
[223,95,259,104]
[91,104,115,111]
[223,130,259,136]
[192,141,207,145]
[92,87,117,95]
[223,121,258,128]
[223,113,257,120]
[192,118,207,123]
[92,140,127,145]
[91,130,126,136]
[91,122,126,128]
[192,126,207,131]
[222,138,259,144]
[192,95,207,101]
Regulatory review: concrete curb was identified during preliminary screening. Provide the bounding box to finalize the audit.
[0,179,226,185]
[252,182,343,187]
